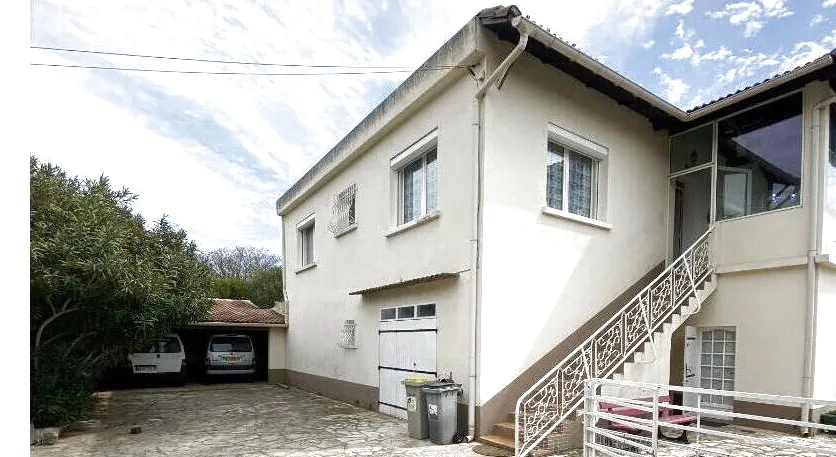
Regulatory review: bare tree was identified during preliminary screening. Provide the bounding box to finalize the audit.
[201,246,281,279]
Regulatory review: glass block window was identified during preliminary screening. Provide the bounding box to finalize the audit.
[699,328,736,409]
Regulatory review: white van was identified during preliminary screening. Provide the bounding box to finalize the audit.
[128,334,187,380]
[205,334,255,377]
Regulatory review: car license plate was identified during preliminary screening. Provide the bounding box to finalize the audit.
[223,355,241,362]
[135,365,156,373]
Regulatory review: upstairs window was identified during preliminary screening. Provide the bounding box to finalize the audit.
[547,141,599,219]
[398,149,437,224]
[716,93,802,220]
[328,184,357,236]
[297,216,315,268]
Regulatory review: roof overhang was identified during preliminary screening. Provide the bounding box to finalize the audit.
[483,11,836,132]
[348,272,460,296]
[189,321,287,329]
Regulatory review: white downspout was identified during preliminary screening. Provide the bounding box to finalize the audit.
[467,15,530,442]
[802,95,836,434]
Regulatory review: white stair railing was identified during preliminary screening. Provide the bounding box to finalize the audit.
[514,228,715,456]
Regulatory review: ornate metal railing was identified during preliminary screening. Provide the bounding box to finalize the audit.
[514,228,715,456]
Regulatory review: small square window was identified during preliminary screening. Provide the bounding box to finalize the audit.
[380,308,396,320]
[417,304,436,317]
[328,184,357,236]
[397,306,415,319]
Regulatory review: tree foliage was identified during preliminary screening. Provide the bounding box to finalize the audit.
[201,246,280,280]
[246,267,283,307]
[30,157,213,427]
[209,277,249,300]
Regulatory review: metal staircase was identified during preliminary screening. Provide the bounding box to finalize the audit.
[514,228,716,456]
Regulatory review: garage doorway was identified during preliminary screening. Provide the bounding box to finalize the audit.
[179,327,269,383]
[378,304,437,418]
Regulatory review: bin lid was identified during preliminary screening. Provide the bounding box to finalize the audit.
[422,382,462,392]
[402,377,433,386]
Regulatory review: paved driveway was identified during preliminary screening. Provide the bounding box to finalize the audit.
[31,383,483,457]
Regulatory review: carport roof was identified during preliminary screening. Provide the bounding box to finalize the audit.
[197,299,287,327]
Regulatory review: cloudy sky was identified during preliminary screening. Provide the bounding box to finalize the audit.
[31,0,836,256]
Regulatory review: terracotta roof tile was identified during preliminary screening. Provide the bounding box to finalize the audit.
[201,299,286,325]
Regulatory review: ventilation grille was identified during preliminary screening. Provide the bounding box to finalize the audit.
[338,319,358,349]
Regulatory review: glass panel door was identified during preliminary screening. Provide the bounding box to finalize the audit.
[672,168,712,258]
[717,166,752,220]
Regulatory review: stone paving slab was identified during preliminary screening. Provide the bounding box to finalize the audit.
[30,383,483,457]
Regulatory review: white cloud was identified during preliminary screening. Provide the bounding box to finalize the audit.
[665,0,694,15]
[653,67,689,103]
[823,0,836,7]
[663,43,694,60]
[811,14,826,26]
[707,0,793,37]
[643,39,656,49]
[778,32,836,71]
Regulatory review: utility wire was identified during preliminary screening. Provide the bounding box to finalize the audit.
[31,45,463,70]
[30,62,425,75]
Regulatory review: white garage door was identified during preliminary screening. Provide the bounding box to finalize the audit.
[378,304,437,419]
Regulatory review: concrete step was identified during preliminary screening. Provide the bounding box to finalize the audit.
[478,434,514,451]
[493,421,515,440]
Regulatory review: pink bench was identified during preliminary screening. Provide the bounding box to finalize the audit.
[599,395,695,442]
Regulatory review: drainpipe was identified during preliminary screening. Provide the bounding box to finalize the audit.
[802,95,836,434]
[467,14,530,442]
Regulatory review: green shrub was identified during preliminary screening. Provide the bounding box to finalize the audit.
[31,347,98,428]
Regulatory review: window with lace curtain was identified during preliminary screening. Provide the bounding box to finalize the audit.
[547,140,599,219]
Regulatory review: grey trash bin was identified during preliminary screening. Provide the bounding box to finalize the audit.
[402,378,433,439]
[422,382,462,444]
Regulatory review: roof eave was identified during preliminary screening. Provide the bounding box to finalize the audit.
[521,19,687,122]
[191,321,287,328]
[684,54,834,119]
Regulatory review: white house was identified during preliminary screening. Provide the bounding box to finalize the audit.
[275,5,836,455]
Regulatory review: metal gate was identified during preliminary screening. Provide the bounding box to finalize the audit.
[378,305,437,419]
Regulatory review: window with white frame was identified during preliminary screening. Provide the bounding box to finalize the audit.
[545,126,605,220]
[328,184,356,236]
[390,130,439,226]
[297,217,315,268]
[398,149,437,224]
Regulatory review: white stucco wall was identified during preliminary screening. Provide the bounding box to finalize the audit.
[280,68,478,402]
[815,268,836,400]
[814,87,836,263]
[687,267,807,396]
[477,42,670,405]
[268,328,286,371]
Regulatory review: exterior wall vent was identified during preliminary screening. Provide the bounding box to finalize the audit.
[338,319,358,349]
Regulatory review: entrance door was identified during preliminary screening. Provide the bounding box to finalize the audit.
[682,326,700,408]
[378,305,437,419]
[671,168,712,258]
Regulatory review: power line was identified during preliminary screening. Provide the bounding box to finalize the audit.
[30,62,423,76]
[31,45,462,70]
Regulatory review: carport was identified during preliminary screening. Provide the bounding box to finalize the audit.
[178,299,287,384]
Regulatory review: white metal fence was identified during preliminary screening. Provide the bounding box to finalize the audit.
[582,378,836,457]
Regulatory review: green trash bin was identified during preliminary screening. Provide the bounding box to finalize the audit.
[402,378,433,439]
[422,382,462,444]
